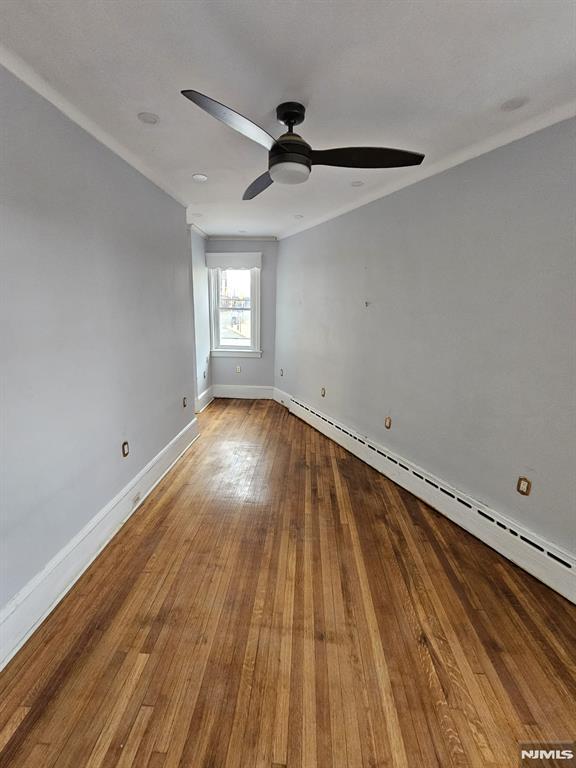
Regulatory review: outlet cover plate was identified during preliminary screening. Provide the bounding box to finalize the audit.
[517,476,532,496]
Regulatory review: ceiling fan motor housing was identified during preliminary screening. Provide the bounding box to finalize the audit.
[269,132,312,184]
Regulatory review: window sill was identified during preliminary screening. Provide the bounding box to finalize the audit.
[211,349,262,358]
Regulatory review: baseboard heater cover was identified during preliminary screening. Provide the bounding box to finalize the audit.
[285,394,575,604]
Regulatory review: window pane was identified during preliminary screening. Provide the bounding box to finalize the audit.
[217,269,252,347]
[219,308,252,346]
[219,269,251,310]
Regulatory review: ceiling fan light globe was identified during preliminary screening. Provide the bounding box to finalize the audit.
[269,162,310,185]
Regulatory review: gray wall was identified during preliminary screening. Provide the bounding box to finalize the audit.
[0,65,195,608]
[191,230,211,399]
[275,118,576,553]
[207,238,277,387]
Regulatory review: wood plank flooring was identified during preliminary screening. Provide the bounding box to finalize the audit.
[1,398,575,767]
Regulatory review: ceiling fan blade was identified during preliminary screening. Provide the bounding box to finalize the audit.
[243,171,274,200]
[311,146,424,168]
[181,90,276,150]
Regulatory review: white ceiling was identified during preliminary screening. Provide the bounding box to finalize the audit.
[1,0,575,238]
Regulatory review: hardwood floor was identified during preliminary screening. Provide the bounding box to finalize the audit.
[1,399,575,768]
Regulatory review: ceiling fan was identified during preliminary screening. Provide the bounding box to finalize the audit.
[181,90,425,200]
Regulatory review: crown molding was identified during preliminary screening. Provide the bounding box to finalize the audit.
[0,44,186,208]
[206,235,278,242]
[2,42,573,241]
[278,101,576,240]
[188,223,208,239]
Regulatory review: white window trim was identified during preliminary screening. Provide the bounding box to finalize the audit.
[208,266,261,357]
[211,349,262,358]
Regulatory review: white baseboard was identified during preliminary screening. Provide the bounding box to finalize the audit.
[0,418,200,671]
[285,395,575,604]
[212,384,274,399]
[273,387,291,407]
[195,386,214,413]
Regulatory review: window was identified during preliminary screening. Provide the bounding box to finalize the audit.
[209,266,261,357]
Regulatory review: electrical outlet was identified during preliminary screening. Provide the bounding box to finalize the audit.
[321,387,326,397]
[183,396,187,408]
[385,416,392,429]
[517,476,532,496]
[236,365,241,374]
[121,441,129,458]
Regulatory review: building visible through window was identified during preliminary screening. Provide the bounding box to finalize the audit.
[219,269,252,347]
[208,265,261,355]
